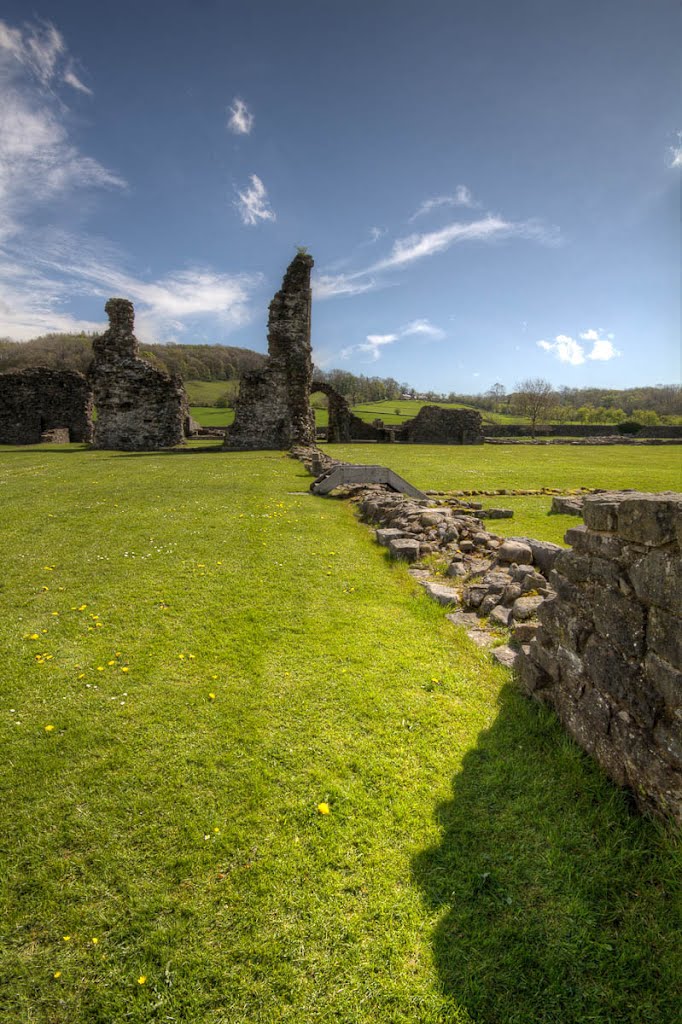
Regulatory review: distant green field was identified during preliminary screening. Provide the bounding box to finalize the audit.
[185,380,239,405]
[350,399,527,425]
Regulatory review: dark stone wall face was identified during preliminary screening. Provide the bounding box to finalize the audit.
[225,254,316,450]
[518,491,682,822]
[0,367,93,444]
[90,298,186,451]
[397,405,484,444]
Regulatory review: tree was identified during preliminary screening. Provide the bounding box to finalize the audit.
[513,378,556,438]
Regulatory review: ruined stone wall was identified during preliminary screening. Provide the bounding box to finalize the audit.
[311,380,389,443]
[397,405,484,444]
[90,298,186,451]
[0,367,93,444]
[519,492,682,822]
[225,253,316,450]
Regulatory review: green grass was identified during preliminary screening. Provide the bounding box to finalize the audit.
[327,444,682,546]
[185,380,240,406]
[0,444,679,1023]
[348,400,527,426]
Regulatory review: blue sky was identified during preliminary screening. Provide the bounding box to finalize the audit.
[0,0,679,392]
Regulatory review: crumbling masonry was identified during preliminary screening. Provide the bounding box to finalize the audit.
[225,253,316,450]
[0,367,93,444]
[519,492,682,822]
[90,298,187,450]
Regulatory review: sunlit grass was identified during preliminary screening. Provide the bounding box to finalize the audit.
[0,444,678,1024]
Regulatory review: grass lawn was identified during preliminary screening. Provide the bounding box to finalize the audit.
[1,444,679,1024]
[328,444,682,547]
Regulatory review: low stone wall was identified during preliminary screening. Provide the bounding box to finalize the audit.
[518,492,682,822]
[397,405,484,444]
[484,423,682,439]
[0,367,93,444]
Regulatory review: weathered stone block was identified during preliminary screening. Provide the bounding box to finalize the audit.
[388,538,420,562]
[644,652,682,717]
[423,581,459,606]
[565,525,626,562]
[629,550,682,615]
[648,606,682,670]
[512,595,545,621]
[589,585,646,658]
[582,492,630,532]
[617,494,682,547]
[497,540,533,564]
[375,528,406,547]
[489,604,512,627]
[551,495,584,516]
[582,636,660,727]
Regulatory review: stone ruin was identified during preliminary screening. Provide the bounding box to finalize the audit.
[225,253,316,450]
[0,367,93,444]
[398,405,484,444]
[311,380,391,443]
[90,298,187,451]
[519,492,682,822]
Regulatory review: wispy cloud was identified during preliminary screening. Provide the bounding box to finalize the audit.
[316,214,556,299]
[63,68,92,95]
[234,174,276,226]
[0,232,261,341]
[669,132,682,168]
[0,18,123,244]
[538,329,620,366]
[228,97,254,135]
[409,184,480,221]
[340,317,446,362]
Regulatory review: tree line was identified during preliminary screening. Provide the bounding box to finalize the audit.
[0,333,266,380]
[0,332,678,421]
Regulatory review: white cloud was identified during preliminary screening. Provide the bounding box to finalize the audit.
[314,273,376,299]
[234,174,276,226]
[668,132,682,168]
[339,317,446,362]
[0,18,123,244]
[537,334,585,365]
[228,97,254,135]
[538,329,620,366]
[0,234,261,341]
[63,68,92,95]
[409,184,480,221]
[400,318,446,340]
[316,214,556,300]
[368,226,385,242]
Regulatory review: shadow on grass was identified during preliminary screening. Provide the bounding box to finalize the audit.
[412,684,679,1024]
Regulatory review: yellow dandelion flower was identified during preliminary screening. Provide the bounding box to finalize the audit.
[52,611,59,616]
[138,975,146,985]
[115,652,121,657]
[53,971,61,979]
[44,725,55,732]
[63,935,71,941]
[121,666,129,673]
[91,937,99,945]
[77,673,85,679]
[208,693,216,700]
[188,654,196,660]
[107,660,115,666]
[95,622,103,628]
[41,586,49,592]
[97,666,104,672]
[78,605,87,611]
[317,802,330,815]
[178,653,185,660]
